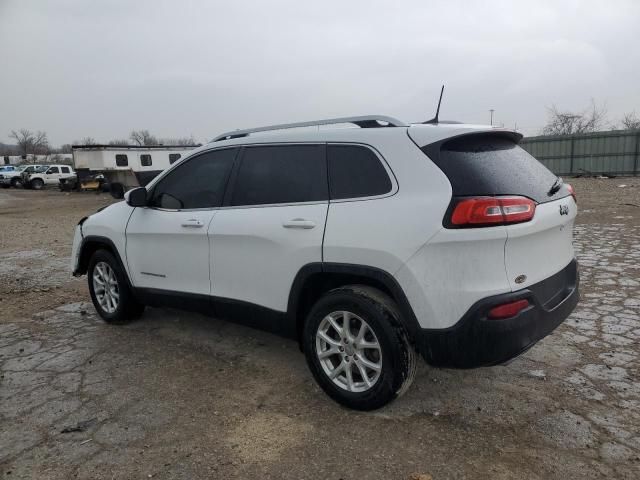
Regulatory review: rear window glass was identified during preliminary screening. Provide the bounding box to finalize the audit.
[422,134,568,204]
[231,145,327,206]
[328,145,392,199]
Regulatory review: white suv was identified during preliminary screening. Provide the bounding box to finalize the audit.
[71,115,579,410]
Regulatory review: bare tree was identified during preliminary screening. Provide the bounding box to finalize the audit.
[158,136,199,146]
[542,100,607,135]
[108,138,130,146]
[80,136,97,145]
[33,131,49,154]
[620,112,640,130]
[9,129,49,156]
[129,129,158,146]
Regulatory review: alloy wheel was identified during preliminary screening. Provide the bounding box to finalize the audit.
[315,310,382,393]
[92,261,119,314]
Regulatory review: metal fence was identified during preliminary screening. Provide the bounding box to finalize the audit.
[520,130,640,176]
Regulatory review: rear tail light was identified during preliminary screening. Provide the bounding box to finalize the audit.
[567,184,576,203]
[449,196,536,227]
[488,299,530,319]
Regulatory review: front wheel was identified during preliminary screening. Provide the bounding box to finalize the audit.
[10,178,22,188]
[303,285,417,410]
[88,249,145,324]
[30,178,44,190]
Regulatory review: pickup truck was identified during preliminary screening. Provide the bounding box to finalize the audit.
[22,164,76,190]
[0,165,48,188]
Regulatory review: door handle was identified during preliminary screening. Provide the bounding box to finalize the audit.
[282,218,316,229]
[181,219,204,228]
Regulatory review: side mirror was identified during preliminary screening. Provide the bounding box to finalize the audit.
[125,187,148,207]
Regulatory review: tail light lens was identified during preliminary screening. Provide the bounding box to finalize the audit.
[567,184,576,203]
[449,196,536,227]
[488,299,530,319]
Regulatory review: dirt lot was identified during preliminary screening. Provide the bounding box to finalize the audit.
[1,180,639,479]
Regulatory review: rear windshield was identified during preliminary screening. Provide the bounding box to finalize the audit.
[422,134,569,204]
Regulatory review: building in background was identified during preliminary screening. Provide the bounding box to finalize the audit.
[72,144,199,198]
[520,129,640,177]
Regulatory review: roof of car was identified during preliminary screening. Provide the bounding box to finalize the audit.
[208,117,520,149]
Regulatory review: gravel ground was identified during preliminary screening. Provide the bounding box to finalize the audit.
[0,179,639,479]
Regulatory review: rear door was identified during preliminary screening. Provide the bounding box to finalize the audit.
[418,131,576,292]
[210,144,328,316]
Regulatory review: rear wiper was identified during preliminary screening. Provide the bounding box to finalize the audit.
[548,176,563,196]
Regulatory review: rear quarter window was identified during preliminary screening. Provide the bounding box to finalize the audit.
[328,145,392,200]
[422,134,569,204]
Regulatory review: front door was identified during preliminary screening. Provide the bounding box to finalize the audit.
[44,166,60,184]
[125,147,237,295]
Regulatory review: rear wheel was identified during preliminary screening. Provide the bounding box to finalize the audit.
[110,182,125,199]
[88,249,144,324]
[30,178,44,190]
[303,285,417,410]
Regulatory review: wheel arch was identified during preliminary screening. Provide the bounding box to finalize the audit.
[288,262,421,348]
[76,235,133,288]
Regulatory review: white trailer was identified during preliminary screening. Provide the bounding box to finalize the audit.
[72,145,198,198]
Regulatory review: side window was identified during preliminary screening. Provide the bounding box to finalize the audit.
[231,145,327,206]
[150,148,237,210]
[47,167,60,174]
[61,166,70,173]
[169,153,181,164]
[328,145,392,200]
[115,154,128,167]
[140,154,152,167]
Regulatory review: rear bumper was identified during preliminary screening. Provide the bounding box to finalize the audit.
[418,259,579,368]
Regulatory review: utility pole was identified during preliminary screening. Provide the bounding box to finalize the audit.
[489,109,495,126]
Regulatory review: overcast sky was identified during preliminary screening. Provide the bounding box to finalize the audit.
[1,0,639,145]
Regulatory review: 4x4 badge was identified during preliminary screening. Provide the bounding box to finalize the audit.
[559,204,569,216]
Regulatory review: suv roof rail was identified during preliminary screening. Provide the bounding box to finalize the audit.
[212,115,407,142]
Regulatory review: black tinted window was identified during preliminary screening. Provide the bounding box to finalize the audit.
[150,148,236,209]
[328,145,392,199]
[47,167,59,174]
[423,134,568,204]
[231,145,327,206]
[61,167,70,173]
[115,154,128,167]
[169,153,181,164]
[140,154,152,166]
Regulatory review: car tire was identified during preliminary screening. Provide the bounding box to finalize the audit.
[110,183,125,199]
[88,249,145,324]
[303,285,417,411]
[1,183,9,189]
[30,178,44,190]
[10,178,22,188]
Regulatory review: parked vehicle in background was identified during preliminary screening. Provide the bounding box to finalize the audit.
[23,164,76,190]
[0,165,19,188]
[0,164,48,188]
[71,115,579,410]
[72,145,199,199]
